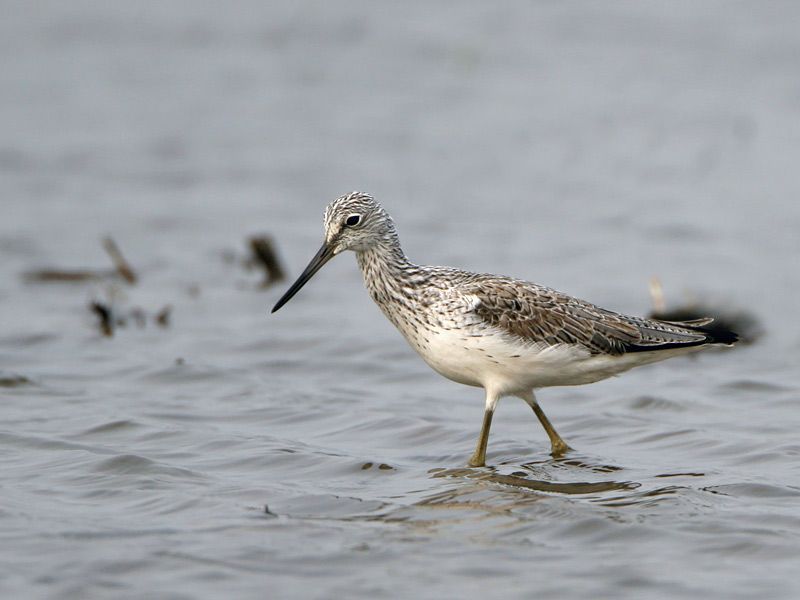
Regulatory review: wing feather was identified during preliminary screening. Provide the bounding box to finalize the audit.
[461,277,708,355]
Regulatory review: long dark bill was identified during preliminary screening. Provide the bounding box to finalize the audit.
[271,241,334,313]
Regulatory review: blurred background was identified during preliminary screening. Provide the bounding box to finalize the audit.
[1,2,799,599]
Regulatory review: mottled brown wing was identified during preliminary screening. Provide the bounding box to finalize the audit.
[464,275,715,355]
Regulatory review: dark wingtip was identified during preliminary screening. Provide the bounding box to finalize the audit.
[701,321,739,346]
[648,304,752,346]
[624,318,739,353]
[649,305,761,346]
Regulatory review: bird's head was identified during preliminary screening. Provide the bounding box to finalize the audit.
[272,191,392,313]
[322,191,393,254]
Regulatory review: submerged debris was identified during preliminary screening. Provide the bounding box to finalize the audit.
[647,278,763,345]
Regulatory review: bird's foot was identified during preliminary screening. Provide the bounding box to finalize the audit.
[467,453,486,468]
[549,440,572,458]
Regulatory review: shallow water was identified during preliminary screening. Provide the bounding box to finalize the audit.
[2,2,800,598]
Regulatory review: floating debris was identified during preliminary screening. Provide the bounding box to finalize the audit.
[23,236,138,285]
[90,301,114,337]
[23,236,179,338]
[0,374,32,387]
[361,462,395,471]
[88,303,176,336]
[248,235,286,287]
[101,236,137,284]
[155,305,172,328]
[23,268,110,282]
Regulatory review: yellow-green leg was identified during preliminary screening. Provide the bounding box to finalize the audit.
[520,391,572,457]
[467,392,500,467]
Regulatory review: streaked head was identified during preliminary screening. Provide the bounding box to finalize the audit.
[322,191,394,254]
[271,192,392,313]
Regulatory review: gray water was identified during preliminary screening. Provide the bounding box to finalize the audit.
[2,2,800,598]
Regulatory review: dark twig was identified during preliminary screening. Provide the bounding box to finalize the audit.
[23,269,110,282]
[102,236,137,284]
[248,235,286,287]
[90,301,114,337]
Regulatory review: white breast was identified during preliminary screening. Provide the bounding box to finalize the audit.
[397,324,584,392]
[396,322,705,396]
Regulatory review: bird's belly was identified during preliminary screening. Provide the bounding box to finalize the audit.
[400,326,703,393]
[401,328,588,391]
[413,333,487,388]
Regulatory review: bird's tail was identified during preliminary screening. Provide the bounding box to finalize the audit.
[656,317,739,346]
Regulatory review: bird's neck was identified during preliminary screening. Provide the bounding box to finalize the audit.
[355,234,415,303]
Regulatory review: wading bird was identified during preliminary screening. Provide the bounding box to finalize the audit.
[272,192,736,467]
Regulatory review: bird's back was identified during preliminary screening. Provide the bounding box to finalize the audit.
[450,271,737,355]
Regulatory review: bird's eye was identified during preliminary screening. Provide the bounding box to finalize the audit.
[345,214,361,227]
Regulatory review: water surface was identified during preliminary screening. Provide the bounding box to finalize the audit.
[2,2,800,599]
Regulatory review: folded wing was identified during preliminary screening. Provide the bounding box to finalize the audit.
[462,278,720,355]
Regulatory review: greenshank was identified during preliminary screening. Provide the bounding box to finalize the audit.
[272,192,737,467]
